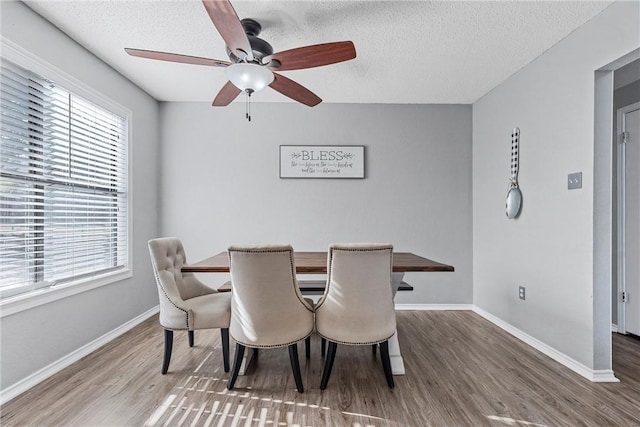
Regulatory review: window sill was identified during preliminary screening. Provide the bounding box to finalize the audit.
[0,269,132,317]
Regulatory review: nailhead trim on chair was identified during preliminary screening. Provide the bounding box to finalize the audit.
[315,331,395,346]
[151,256,190,330]
[233,331,314,349]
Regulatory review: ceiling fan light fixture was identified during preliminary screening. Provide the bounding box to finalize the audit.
[225,63,274,92]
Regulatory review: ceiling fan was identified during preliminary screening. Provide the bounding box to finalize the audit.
[125,0,356,120]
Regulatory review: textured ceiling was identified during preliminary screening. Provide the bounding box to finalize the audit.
[23,0,614,105]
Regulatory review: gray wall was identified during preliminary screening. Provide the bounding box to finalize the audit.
[473,0,639,369]
[158,102,472,305]
[0,1,161,390]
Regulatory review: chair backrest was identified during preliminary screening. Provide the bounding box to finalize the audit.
[148,237,216,328]
[227,244,314,348]
[315,243,396,345]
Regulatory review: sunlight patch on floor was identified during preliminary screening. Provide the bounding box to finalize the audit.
[487,415,550,426]
[144,379,389,426]
[145,394,177,426]
[143,351,390,426]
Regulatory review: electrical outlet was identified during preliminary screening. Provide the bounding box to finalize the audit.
[519,286,526,300]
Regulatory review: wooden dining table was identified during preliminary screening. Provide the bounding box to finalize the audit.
[183,251,454,274]
[183,251,454,375]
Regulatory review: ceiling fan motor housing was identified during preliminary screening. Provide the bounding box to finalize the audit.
[227,18,275,65]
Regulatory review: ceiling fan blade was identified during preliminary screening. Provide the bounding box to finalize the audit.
[265,41,356,71]
[212,81,242,106]
[125,48,230,67]
[269,73,321,107]
[201,0,253,62]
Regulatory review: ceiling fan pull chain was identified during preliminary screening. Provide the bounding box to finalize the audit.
[245,89,254,121]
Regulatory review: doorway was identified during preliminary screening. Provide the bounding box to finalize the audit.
[594,49,638,379]
[617,101,640,336]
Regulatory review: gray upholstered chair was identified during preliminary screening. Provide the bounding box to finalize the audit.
[226,244,315,393]
[148,237,231,374]
[315,243,396,389]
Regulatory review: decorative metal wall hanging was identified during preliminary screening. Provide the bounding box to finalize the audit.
[505,128,522,219]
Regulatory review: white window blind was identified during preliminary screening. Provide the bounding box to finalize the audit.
[1,58,128,299]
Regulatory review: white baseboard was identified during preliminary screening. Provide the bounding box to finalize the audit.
[472,306,619,383]
[1,305,159,405]
[612,323,618,333]
[396,304,619,382]
[592,369,620,382]
[395,303,473,311]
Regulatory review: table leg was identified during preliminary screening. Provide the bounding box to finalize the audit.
[390,272,406,376]
[238,347,256,375]
[388,330,405,375]
[391,272,403,296]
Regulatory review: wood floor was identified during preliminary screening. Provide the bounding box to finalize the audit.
[2,311,639,426]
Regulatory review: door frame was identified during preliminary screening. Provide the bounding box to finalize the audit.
[593,48,638,378]
[617,101,640,334]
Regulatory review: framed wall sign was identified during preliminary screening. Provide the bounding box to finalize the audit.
[279,145,365,179]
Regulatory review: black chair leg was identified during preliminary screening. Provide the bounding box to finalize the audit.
[288,344,304,393]
[321,338,326,357]
[305,336,311,359]
[379,340,395,389]
[162,329,173,374]
[320,341,337,390]
[221,328,230,373]
[372,343,377,358]
[188,330,194,347]
[227,343,246,390]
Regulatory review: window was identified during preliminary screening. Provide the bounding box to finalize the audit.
[0,57,129,300]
